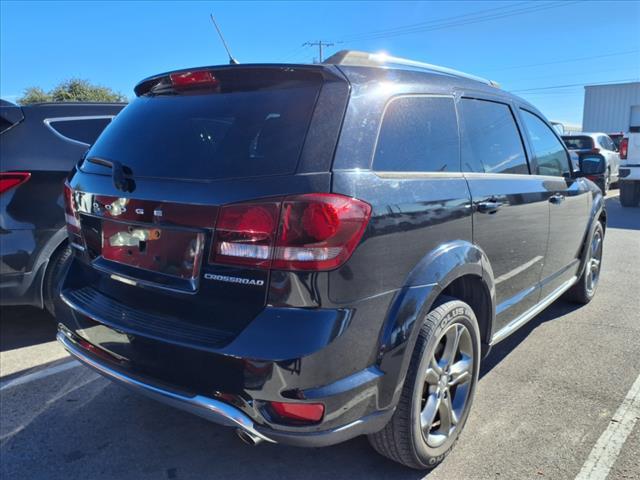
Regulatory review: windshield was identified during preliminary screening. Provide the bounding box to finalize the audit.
[562,136,594,150]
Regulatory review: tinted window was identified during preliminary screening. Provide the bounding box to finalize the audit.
[50,118,112,145]
[373,96,459,172]
[459,98,529,174]
[521,110,569,177]
[82,82,320,180]
[562,136,594,150]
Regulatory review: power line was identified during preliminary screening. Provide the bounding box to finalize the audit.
[279,44,311,63]
[302,40,335,63]
[504,65,640,85]
[482,50,640,73]
[511,78,640,93]
[340,1,531,41]
[340,1,580,42]
[277,0,529,61]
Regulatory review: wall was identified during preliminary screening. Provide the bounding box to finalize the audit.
[582,82,640,132]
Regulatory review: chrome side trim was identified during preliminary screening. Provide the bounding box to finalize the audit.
[490,276,578,345]
[56,332,276,443]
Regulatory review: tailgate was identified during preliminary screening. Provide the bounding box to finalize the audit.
[61,64,347,349]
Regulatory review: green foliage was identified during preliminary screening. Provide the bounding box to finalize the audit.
[17,87,51,105]
[18,79,126,105]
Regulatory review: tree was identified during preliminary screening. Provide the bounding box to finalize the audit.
[18,78,127,105]
[18,87,51,105]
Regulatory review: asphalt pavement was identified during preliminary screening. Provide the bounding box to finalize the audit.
[1,193,638,480]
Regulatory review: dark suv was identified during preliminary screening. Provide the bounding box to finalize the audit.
[57,51,605,469]
[1,100,124,316]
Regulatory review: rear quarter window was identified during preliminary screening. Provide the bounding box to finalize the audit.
[372,96,459,173]
[48,117,113,145]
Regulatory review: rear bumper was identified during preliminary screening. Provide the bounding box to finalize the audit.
[57,330,275,443]
[619,165,640,181]
[56,259,401,446]
[57,326,393,447]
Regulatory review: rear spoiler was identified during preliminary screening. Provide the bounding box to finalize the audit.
[133,64,335,97]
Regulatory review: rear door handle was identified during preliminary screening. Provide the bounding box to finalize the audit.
[549,193,565,205]
[476,199,502,214]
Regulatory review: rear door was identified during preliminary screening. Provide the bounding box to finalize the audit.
[459,96,549,330]
[518,108,590,299]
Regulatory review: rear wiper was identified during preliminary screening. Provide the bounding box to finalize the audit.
[86,157,136,193]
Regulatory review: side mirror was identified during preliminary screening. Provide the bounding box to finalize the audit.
[579,154,606,175]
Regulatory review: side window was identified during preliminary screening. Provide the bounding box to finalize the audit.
[373,96,459,172]
[602,136,615,151]
[597,136,607,150]
[458,98,529,174]
[49,117,112,145]
[520,110,570,177]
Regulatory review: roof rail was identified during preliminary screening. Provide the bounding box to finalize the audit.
[323,50,500,88]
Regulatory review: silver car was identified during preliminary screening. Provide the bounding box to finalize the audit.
[562,132,621,192]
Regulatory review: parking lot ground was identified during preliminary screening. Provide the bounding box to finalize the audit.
[1,193,639,480]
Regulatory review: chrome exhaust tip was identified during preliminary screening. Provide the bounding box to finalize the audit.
[236,428,263,446]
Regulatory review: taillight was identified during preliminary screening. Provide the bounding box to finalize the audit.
[169,70,219,90]
[620,138,628,160]
[0,172,30,195]
[209,194,371,271]
[273,194,371,271]
[63,182,80,232]
[210,201,280,268]
[590,147,601,154]
[269,401,325,423]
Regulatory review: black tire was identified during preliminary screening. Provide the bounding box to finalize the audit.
[368,297,481,469]
[43,243,72,317]
[565,221,604,304]
[620,181,640,207]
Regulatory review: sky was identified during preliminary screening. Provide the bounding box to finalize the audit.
[1,0,639,125]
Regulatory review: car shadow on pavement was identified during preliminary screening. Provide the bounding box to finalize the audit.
[0,306,57,352]
[605,195,640,230]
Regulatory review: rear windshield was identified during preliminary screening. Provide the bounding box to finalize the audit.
[562,136,593,150]
[82,74,321,180]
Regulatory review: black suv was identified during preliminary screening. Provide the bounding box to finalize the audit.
[1,100,124,316]
[57,51,605,469]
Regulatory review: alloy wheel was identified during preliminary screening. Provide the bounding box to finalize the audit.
[420,323,474,448]
[586,228,603,295]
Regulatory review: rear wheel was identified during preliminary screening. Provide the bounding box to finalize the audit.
[566,221,604,304]
[43,243,72,317]
[368,297,480,469]
[603,169,610,194]
[620,181,640,207]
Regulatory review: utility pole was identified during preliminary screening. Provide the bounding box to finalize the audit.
[302,40,334,63]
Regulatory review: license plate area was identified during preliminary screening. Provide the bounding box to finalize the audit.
[99,219,205,291]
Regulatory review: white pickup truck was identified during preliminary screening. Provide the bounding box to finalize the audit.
[620,131,640,207]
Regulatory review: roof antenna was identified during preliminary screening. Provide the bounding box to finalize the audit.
[210,14,239,65]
